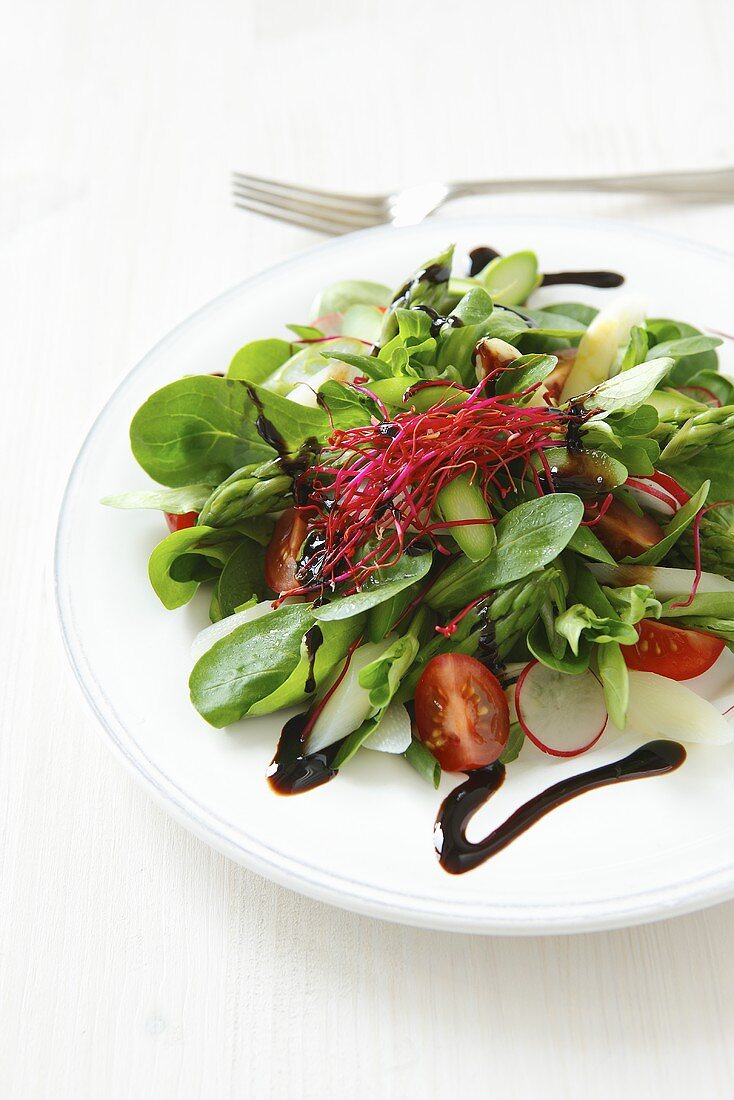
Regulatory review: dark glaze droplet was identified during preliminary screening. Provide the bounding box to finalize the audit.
[435,740,686,875]
[542,270,624,289]
[491,303,540,329]
[245,384,318,478]
[415,304,464,339]
[303,625,324,694]
[468,246,501,276]
[392,262,452,307]
[268,712,342,796]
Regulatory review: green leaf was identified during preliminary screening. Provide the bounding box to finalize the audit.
[428,495,584,611]
[527,618,590,674]
[287,324,324,341]
[662,451,733,511]
[596,642,629,729]
[646,335,722,361]
[581,357,674,414]
[661,591,734,620]
[130,376,275,487]
[101,484,213,513]
[212,541,269,621]
[499,722,525,764]
[620,326,648,371]
[567,525,616,564]
[248,615,364,718]
[189,603,364,726]
[311,279,392,317]
[555,604,637,654]
[624,481,709,564]
[494,354,558,397]
[685,370,734,406]
[227,338,294,383]
[603,584,661,624]
[148,525,233,609]
[316,380,375,430]
[313,553,432,621]
[540,302,598,326]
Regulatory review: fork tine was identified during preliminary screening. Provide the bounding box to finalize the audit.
[232,181,385,231]
[232,171,386,214]
[233,194,368,235]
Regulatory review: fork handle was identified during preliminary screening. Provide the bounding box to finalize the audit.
[450,166,734,201]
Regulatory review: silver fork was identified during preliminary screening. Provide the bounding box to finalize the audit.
[232,166,734,234]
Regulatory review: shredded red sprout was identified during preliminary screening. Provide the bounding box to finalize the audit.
[287,381,574,595]
[669,500,734,609]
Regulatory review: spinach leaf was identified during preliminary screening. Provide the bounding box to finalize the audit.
[313,553,432,621]
[102,484,213,513]
[685,370,734,406]
[148,525,234,609]
[382,246,454,340]
[540,302,598,326]
[189,603,365,726]
[317,380,375,430]
[248,614,364,718]
[646,335,722,362]
[227,338,294,383]
[567,525,616,564]
[130,376,274,486]
[428,495,583,611]
[211,540,269,621]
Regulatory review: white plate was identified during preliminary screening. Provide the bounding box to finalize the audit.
[56,215,734,934]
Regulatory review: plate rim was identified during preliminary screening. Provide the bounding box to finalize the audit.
[55,212,734,935]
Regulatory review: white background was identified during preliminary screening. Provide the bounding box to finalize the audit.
[3,0,734,1096]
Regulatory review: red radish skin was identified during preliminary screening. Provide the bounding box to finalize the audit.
[626,477,680,518]
[310,312,344,337]
[515,660,608,758]
[645,471,690,507]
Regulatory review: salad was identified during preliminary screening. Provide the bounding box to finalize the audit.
[105,242,734,819]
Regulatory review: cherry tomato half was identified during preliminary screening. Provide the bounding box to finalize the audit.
[165,511,198,533]
[621,619,725,681]
[264,508,308,593]
[585,498,664,560]
[414,653,509,772]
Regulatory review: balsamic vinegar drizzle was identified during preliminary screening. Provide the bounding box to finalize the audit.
[303,625,323,693]
[468,245,501,276]
[434,740,686,875]
[542,269,625,289]
[267,713,344,796]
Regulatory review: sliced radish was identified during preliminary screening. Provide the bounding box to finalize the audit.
[588,563,734,600]
[645,471,690,507]
[363,701,412,753]
[626,477,680,518]
[627,670,733,745]
[309,312,344,337]
[306,639,393,754]
[515,660,608,757]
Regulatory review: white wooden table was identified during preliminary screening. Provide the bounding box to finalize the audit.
[3,1,734,1096]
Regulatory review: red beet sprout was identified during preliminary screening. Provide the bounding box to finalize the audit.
[287,380,574,596]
